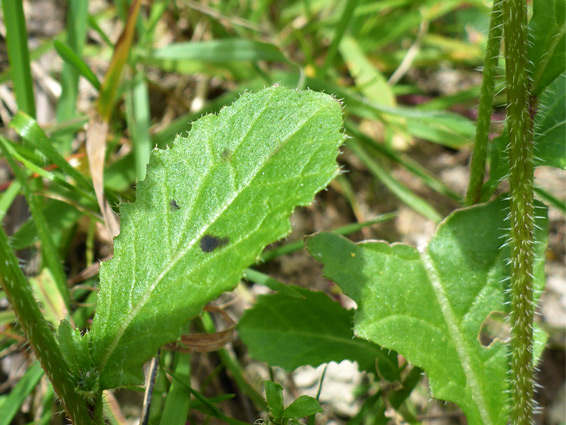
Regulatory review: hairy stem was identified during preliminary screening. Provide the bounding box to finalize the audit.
[503,0,535,424]
[0,227,98,425]
[465,0,503,205]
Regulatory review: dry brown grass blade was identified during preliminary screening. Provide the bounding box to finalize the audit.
[104,390,129,425]
[166,305,236,353]
[96,0,142,121]
[67,256,108,286]
[86,0,141,240]
[86,114,120,239]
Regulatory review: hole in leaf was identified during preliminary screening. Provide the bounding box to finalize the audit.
[479,311,510,347]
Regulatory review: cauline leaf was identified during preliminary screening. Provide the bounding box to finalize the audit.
[89,86,344,389]
[307,198,548,425]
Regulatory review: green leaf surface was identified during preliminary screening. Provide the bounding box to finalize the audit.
[142,39,290,63]
[339,36,395,107]
[265,381,285,418]
[90,86,344,389]
[306,198,548,425]
[54,39,101,90]
[534,73,566,169]
[139,39,291,78]
[58,320,93,374]
[238,286,398,378]
[529,0,566,95]
[282,395,323,419]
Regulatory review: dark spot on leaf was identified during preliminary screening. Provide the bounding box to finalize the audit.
[170,199,180,211]
[221,149,232,161]
[200,235,229,253]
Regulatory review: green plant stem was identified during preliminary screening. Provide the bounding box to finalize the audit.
[465,0,503,206]
[503,0,535,424]
[0,227,97,424]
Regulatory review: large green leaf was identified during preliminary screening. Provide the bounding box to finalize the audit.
[529,0,566,95]
[89,86,344,389]
[237,286,398,379]
[306,198,548,425]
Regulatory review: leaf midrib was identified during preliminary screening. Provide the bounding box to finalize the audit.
[420,248,494,425]
[97,96,330,374]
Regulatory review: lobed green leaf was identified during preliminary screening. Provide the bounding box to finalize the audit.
[306,198,548,425]
[89,86,344,389]
[238,286,398,378]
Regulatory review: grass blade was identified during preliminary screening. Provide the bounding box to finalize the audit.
[0,361,43,425]
[56,0,91,128]
[140,39,290,66]
[320,0,360,76]
[0,140,71,309]
[10,112,93,192]
[0,180,21,222]
[96,0,141,120]
[535,187,566,214]
[54,40,101,91]
[87,0,141,238]
[346,122,461,202]
[0,136,95,205]
[243,268,305,298]
[125,72,151,181]
[346,138,442,222]
[1,0,35,117]
[260,212,397,262]
[159,353,192,425]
